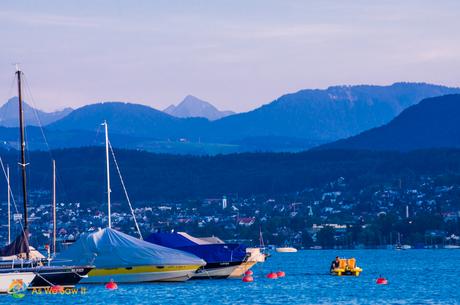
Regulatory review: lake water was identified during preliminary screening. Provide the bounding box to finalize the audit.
[6,250,460,304]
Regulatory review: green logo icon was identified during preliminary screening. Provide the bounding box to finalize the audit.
[8,279,28,298]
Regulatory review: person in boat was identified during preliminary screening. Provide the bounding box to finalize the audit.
[330,256,340,272]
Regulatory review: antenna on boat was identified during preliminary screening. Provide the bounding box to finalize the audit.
[16,64,30,259]
[103,121,112,228]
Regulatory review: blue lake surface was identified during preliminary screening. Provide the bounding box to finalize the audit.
[5,249,460,304]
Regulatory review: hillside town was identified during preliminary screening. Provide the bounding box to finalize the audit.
[1,174,459,251]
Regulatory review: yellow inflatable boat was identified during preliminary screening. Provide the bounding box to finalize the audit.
[331,258,362,276]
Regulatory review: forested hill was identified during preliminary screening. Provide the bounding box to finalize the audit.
[2,147,460,205]
[320,94,460,151]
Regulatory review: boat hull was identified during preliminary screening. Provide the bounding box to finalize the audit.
[0,272,35,294]
[228,261,257,278]
[331,268,362,276]
[0,262,93,288]
[275,247,297,253]
[81,265,201,283]
[193,263,241,279]
[228,248,267,278]
[30,266,93,288]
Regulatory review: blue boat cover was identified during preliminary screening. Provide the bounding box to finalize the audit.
[146,232,247,264]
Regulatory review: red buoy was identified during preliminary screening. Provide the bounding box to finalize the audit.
[266,272,278,279]
[50,285,64,293]
[242,275,254,282]
[105,280,118,290]
[276,271,285,277]
[244,270,253,276]
[376,277,388,285]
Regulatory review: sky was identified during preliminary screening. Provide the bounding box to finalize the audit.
[0,0,460,112]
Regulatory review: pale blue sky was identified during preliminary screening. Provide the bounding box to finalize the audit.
[1,0,459,112]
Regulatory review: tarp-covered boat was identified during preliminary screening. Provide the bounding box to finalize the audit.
[146,232,248,279]
[54,228,205,283]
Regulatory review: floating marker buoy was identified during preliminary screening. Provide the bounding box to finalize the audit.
[242,275,254,282]
[376,277,388,285]
[50,285,64,293]
[266,272,278,279]
[276,271,285,277]
[244,270,253,276]
[105,280,118,290]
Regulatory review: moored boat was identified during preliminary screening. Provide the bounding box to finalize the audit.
[0,228,93,288]
[146,232,248,279]
[54,122,204,283]
[276,247,298,253]
[54,228,205,283]
[0,67,94,288]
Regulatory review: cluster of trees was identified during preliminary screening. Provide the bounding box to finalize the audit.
[312,213,458,248]
[169,212,459,248]
[2,147,460,204]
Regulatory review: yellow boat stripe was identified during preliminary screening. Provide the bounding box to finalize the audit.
[89,265,201,276]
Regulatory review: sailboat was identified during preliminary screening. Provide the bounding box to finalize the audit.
[394,233,411,250]
[0,67,93,288]
[54,122,205,283]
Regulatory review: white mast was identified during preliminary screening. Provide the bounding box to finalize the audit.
[52,159,56,256]
[103,121,112,228]
[7,165,10,244]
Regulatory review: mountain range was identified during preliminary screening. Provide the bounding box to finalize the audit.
[163,95,234,120]
[319,94,460,151]
[1,82,459,154]
[0,97,73,127]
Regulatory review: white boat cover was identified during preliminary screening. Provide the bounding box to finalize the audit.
[177,232,225,245]
[0,246,45,261]
[53,228,205,268]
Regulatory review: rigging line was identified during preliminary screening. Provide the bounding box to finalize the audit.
[22,75,72,205]
[33,271,56,287]
[21,76,43,213]
[93,124,102,146]
[0,156,25,234]
[22,75,53,154]
[108,141,143,240]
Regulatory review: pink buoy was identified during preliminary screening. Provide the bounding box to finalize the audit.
[50,285,64,293]
[266,272,278,279]
[276,271,285,277]
[376,277,388,285]
[105,280,118,290]
[242,275,254,282]
[244,270,253,276]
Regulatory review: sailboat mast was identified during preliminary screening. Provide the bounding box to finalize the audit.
[16,67,29,258]
[52,159,56,256]
[104,121,112,228]
[7,165,11,244]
